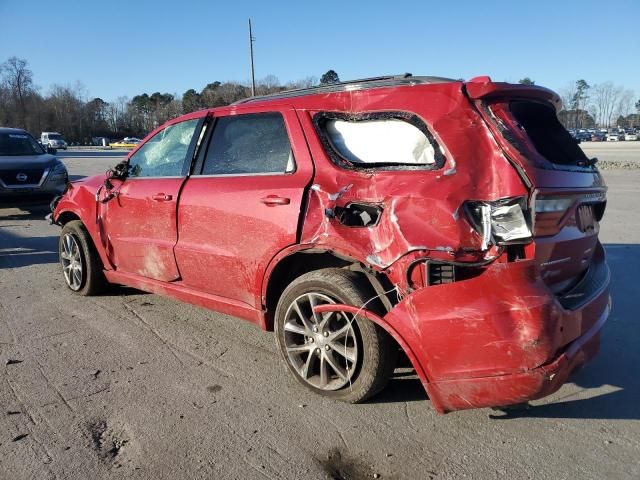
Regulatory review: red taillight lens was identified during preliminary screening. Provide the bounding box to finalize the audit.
[533,196,574,236]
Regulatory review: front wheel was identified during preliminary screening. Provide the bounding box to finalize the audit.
[59,220,107,295]
[274,269,397,403]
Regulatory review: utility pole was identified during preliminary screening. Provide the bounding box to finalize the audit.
[248,18,256,96]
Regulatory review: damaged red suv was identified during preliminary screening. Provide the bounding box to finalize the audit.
[51,75,610,413]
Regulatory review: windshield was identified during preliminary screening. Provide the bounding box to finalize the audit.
[49,134,63,140]
[0,132,45,156]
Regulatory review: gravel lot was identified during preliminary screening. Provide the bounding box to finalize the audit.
[581,141,640,169]
[1,146,639,479]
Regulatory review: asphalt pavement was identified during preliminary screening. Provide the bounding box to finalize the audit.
[0,148,638,479]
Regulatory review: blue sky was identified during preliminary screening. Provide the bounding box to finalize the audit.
[1,0,638,101]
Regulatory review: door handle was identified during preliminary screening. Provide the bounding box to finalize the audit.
[152,193,173,201]
[260,195,290,206]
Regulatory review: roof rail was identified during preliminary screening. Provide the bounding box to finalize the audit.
[233,74,458,105]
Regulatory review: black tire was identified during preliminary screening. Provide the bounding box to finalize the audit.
[59,220,107,296]
[274,268,397,403]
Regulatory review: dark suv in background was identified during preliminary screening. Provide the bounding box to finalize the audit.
[0,127,68,203]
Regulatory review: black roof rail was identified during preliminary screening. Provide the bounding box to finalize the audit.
[233,74,458,105]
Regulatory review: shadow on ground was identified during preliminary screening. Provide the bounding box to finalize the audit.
[0,231,58,268]
[490,243,639,420]
[367,244,639,420]
[1,203,638,421]
[0,202,51,221]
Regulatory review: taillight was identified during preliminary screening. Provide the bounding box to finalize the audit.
[535,197,573,213]
[464,197,532,249]
[533,196,574,236]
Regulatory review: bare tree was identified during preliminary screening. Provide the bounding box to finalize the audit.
[1,56,36,128]
[257,74,281,95]
[560,81,577,114]
[591,82,624,127]
[615,89,635,121]
[286,76,318,89]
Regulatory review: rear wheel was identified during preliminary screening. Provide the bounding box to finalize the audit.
[274,268,396,403]
[59,220,107,296]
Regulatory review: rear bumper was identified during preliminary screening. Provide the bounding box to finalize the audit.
[425,299,609,412]
[384,245,611,413]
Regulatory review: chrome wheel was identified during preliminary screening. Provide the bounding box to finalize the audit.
[283,293,359,391]
[60,233,83,291]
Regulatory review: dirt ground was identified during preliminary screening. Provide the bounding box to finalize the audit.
[1,150,639,479]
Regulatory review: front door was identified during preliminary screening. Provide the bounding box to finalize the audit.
[101,116,203,281]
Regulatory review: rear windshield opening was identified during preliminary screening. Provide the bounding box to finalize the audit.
[508,101,589,166]
[314,112,445,170]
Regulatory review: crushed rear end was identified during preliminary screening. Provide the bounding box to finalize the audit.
[300,78,611,412]
[380,78,611,412]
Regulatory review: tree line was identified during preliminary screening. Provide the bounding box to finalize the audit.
[517,77,639,129]
[0,57,336,143]
[1,56,637,144]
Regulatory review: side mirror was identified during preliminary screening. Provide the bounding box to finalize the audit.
[105,160,129,187]
[46,146,57,155]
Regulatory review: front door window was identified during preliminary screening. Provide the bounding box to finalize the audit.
[128,119,200,177]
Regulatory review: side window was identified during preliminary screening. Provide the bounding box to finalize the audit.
[201,112,295,175]
[314,112,445,169]
[128,119,199,178]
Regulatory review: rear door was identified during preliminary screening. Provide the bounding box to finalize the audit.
[174,106,314,307]
[101,116,204,281]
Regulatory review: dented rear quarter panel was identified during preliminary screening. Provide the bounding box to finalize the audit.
[292,83,529,277]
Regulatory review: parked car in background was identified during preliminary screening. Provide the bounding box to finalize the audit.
[110,139,140,149]
[51,75,610,413]
[624,132,638,141]
[575,131,591,142]
[41,132,68,150]
[591,132,606,142]
[606,132,620,141]
[0,128,68,202]
[92,137,110,146]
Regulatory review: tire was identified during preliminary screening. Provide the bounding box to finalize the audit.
[59,220,107,296]
[274,268,397,403]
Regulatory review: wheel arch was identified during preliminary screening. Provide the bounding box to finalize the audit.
[262,247,395,332]
[56,210,81,225]
[54,203,112,270]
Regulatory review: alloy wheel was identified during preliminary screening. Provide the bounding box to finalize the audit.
[60,233,83,291]
[282,292,360,390]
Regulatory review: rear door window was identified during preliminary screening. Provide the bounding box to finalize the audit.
[201,112,295,175]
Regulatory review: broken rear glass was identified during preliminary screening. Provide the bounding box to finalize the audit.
[314,112,445,169]
[488,101,590,166]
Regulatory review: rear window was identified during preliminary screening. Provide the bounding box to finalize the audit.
[314,112,445,169]
[488,101,589,166]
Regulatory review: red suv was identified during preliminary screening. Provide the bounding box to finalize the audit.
[51,75,611,413]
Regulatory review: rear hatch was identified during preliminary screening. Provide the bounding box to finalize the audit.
[465,78,607,308]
